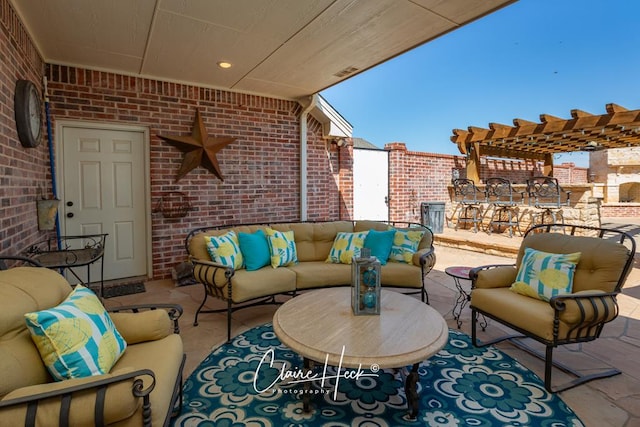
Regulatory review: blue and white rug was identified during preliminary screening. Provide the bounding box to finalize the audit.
[172,323,584,426]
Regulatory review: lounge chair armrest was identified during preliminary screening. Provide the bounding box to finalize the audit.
[552,290,619,326]
[109,304,183,334]
[190,257,235,300]
[415,246,436,275]
[470,264,517,289]
[0,368,155,426]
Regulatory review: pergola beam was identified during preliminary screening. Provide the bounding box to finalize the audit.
[450,103,640,183]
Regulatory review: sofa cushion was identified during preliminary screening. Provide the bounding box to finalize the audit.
[389,229,426,263]
[205,231,244,269]
[364,229,395,265]
[379,262,423,289]
[510,248,581,301]
[230,267,297,303]
[189,225,268,261]
[271,222,354,262]
[266,228,298,268]
[238,230,271,271]
[326,231,368,264]
[24,285,127,381]
[288,262,351,289]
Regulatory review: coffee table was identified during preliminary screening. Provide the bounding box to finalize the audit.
[272,287,448,419]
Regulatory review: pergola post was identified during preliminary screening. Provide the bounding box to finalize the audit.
[543,153,553,176]
[466,143,481,183]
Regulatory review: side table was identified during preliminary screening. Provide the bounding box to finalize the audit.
[23,234,108,297]
[445,266,487,330]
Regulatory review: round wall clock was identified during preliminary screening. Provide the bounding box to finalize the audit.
[14,79,43,148]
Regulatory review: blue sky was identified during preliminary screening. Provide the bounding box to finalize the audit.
[321,0,640,167]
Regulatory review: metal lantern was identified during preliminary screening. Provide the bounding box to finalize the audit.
[351,248,381,315]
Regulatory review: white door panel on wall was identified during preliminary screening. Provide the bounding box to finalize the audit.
[62,126,147,281]
[353,149,389,221]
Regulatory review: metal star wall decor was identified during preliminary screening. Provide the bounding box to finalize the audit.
[158,109,236,182]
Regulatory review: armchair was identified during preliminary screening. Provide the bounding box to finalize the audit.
[0,267,185,426]
[469,223,636,392]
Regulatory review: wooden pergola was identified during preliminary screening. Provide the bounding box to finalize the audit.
[450,103,640,183]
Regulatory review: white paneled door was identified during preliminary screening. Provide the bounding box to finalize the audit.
[61,126,148,281]
[353,148,389,221]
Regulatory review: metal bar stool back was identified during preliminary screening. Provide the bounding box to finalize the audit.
[452,178,484,233]
[485,177,522,237]
[526,177,571,227]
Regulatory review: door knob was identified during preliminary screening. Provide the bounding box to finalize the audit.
[67,201,74,207]
[66,212,74,218]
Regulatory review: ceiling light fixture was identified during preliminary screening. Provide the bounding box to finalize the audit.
[217,61,232,69]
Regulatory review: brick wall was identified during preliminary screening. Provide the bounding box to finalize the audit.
[45,65,341,278]
[0,0,47,254]
[385,143,589,223]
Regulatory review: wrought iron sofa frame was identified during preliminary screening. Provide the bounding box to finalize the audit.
[185,220,436,341]
[469,223,636,393]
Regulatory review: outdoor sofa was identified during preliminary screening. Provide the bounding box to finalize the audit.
[186,220,436,340]
[0,266,185,426]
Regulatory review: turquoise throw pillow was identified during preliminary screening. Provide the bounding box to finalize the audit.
[364,229,395,265]
[24,285,127,381]
[238,230,271,271]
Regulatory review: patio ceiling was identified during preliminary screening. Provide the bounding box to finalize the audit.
[10,0,515,100]
[451,103,640,162]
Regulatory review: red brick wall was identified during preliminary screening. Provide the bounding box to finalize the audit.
[45,65,340,278]
[0,0,47,254]
[385,143,589,223]
[600,204,640,218]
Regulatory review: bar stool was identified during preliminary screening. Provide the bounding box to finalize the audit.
[452,179,484,233]
[526,177,571,228]
[484,177,523,237]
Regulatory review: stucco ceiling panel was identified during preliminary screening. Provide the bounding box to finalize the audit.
[13,0,154,61]
[412,0,515,24]
[243,0,452,92]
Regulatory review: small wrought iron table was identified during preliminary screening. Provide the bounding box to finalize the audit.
[23,234,108,297]
[445,266,487,330]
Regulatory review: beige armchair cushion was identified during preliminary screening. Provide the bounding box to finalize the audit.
[0,268,71,397]
[110,310,173,344]
[0,367,140,425]
[473,265,517,289]
[517,233,630,293]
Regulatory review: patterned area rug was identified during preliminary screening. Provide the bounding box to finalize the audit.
[173,324,584,426]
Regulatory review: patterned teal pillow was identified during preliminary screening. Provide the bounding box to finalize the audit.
[265,228,298,268]
[511,248,581,301]
[24,285,127,381]
[205,231,244,269]
[389,229,426,263]
[326,231,368,264]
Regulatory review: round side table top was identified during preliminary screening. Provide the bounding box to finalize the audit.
[444,266,473,280]
[273,288,448,369]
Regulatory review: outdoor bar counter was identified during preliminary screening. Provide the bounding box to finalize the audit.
[445,183,605,234]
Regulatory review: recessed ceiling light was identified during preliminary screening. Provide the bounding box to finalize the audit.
[217,61,232,69]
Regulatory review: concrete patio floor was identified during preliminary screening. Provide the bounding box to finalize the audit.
[104,225,640,427]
